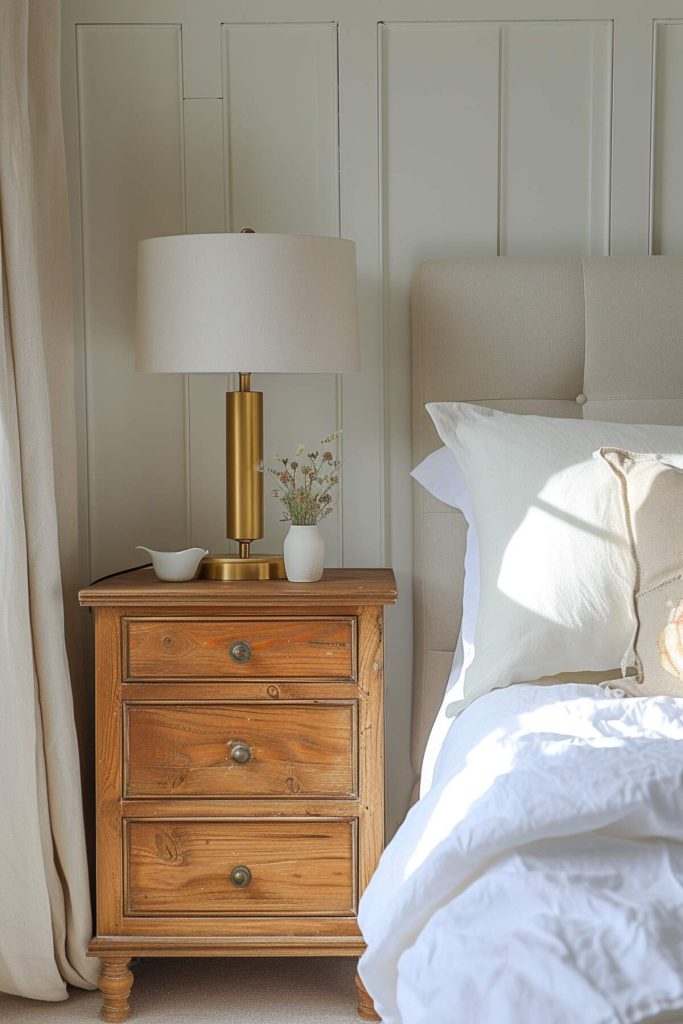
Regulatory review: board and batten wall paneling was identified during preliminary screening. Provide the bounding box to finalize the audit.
[379,22,502,812]
[499,22,612,255]
[652,21,683,255]
[63,0,683,834]
[379,19,613,802]
[76,25,188,579]
[187,23,342,560]
[223,23,342,562]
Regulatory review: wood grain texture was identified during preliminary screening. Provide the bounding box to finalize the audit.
[122,798,361,820]
[94,608,125,935]
[121,680,358,702]
[88,567,395,1017]
[89,935,365,957]
[125,702,357,799]
[93,914,362,939]
[125,616,356,681]
[357,607,385,895]
[79,567,397,607]
[99,958,133,1022]
[125,819,355,916]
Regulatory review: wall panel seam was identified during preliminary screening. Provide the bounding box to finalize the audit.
[72,23,93,583]
[333,21,344,566]
[496,25,504,256]
[607,19,615,255]
[376,22,389,566]
[648,18,658,255]
[176,28,191,546]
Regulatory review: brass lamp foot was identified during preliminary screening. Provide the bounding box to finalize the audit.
[199,555,286,581]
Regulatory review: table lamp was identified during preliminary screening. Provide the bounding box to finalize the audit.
[135,231,360,580]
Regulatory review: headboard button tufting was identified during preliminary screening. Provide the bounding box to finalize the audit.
[575,392,587,405]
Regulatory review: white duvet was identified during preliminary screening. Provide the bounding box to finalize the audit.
[358,684,683,1024]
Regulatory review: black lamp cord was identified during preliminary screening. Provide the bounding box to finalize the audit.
[88,563,152,587]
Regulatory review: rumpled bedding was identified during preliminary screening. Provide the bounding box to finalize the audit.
[358,683,683,1024]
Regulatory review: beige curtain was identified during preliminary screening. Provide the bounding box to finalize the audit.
[0,0,99,1001]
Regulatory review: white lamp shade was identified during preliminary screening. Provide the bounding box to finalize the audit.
[135,233,360,374]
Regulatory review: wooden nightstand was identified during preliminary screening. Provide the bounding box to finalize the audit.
[79,567,396,1022]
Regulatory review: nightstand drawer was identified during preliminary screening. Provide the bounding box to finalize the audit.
[124,702,357,798]
[125,819,355,916]
[125,617,355,681]
[80,567,394,1016]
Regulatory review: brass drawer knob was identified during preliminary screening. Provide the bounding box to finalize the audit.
[230,865,252,889]
[229,740,252,764]
[228,640,252,664]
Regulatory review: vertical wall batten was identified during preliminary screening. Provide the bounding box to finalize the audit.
[68,21,91,585]
[334,21,344,568]
[587,24,613,255]
[651,21,683,255]
[335,14,384,575]
[609,8,656,253]
[648,21,659,256]
[496,26,504,257]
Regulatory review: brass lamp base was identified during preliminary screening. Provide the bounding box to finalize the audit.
[199,554,286,581]
[207,370,285,583]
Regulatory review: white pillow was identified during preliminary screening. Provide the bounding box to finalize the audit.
[410,447,480,794]
[411,445,470,511]
[426,403,683,715]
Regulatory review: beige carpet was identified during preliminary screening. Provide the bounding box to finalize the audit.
[4,959,683,1023]
[0,957,362,1023]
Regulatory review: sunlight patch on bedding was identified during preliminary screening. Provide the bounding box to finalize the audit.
[514,700,624,740]
[511,695,679,743]
[404,726,508,879]
[496,497,625,621]
[407,693,641,882]
[407,689,683,886]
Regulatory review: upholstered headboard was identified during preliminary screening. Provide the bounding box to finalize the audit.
[411,256,683,775]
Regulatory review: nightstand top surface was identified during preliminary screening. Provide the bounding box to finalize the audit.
[79,566,397,608]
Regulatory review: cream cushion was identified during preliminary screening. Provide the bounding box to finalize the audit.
[600,449,683,698]
[426,402,683,713]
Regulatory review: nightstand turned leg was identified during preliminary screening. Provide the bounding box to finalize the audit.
[99,958,134,1022]
[355,970,381,1021]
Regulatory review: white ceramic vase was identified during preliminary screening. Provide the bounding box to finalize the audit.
[283,525,325,583]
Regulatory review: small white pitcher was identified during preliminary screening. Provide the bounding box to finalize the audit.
[136,546,208,582]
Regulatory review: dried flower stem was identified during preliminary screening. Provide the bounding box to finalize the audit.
[269,432,342,525]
